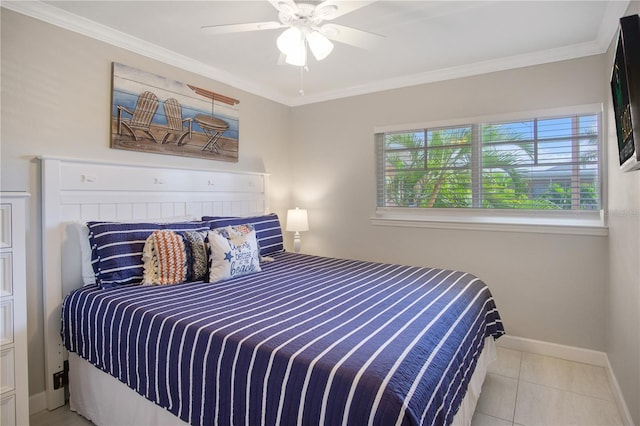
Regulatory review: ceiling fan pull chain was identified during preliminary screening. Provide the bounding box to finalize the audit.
[299,65,306,96]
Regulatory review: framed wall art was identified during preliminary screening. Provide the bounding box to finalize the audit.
[110,62,240,162]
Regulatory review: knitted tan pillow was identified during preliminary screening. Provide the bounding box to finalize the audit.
[142,230,188,285]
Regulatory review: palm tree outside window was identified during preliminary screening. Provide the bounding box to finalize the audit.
[376,112,600,212]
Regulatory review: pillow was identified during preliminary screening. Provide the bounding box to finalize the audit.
[87,221,209,288]
[142,230,189,285]
[202,213,284,256]
[208,225,261,283]
[70,222,97,286]
[182,230,209,281]
[141,230,209,285]
[74,215,196,286]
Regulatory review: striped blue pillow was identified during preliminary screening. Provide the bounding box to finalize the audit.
[202,213,284,256]
[87,221,210,289]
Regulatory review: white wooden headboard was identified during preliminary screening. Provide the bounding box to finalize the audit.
[40,156,270,410]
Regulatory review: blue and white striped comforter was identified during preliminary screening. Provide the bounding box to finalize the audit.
[62,252,504,426]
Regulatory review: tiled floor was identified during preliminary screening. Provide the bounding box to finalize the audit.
[30,403,93,426]
[471,347,624,426]
[31,348,624,426]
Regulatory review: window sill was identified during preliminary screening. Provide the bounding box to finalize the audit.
[371,208,608,236]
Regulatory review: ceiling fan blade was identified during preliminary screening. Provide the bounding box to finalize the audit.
[320,24,384,50]
[268,0,299,16]
[316,0,377,20]
[201,21,285,35]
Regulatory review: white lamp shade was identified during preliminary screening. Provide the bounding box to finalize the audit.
[286,208,309,232]
[306,31,333,61]
[277,27,306,66]
[277,27,301,53]
[277,26,333,66]
[285,50,306,66]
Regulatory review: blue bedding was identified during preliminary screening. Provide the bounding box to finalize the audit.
[62,252,504,426]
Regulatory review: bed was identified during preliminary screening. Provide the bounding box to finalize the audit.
[41,157,504,426]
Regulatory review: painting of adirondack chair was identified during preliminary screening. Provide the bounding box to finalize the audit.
[116,90,160,143]
[111,63,240,162]
[161,98,192,145]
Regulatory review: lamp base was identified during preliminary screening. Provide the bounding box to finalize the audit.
[293,232,301,253]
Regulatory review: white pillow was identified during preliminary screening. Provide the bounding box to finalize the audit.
[71,222,96,286]
[208,225,261,283]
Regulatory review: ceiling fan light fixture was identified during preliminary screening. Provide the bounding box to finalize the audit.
[285,50,307,66]
[277,27,307,66]
[277,27,303,54]
[285,40,307,66]
[306,31,333,61]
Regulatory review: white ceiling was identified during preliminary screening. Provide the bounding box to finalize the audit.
[3,1,631,106]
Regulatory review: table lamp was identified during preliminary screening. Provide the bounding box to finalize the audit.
[286,208,309,253]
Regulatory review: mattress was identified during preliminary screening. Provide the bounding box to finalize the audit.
[62,252,504,426]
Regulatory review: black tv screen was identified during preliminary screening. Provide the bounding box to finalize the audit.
[611,14,640,171]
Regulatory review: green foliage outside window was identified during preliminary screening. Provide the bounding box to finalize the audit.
[379,114,600,210]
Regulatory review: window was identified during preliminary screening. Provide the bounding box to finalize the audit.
[374,107,605,234]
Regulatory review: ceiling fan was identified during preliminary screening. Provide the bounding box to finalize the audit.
[201,0,382,66]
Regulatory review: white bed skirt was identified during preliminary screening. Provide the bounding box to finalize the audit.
[68,337,496,426]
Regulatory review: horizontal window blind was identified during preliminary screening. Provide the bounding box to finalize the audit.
[376,112,601,211]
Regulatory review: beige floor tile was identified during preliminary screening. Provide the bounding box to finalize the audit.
[489,347,522,379]
[30,405,94,426]
[519,352,614,401]
[475,373,518,422]
[514,381,623,426]
[471,412,513,426]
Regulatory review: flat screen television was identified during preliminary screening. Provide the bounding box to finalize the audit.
[611,14,640,171]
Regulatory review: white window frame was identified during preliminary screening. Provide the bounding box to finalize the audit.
[372,104,608,236]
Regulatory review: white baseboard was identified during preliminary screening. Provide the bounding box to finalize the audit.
[605,356,635,426]
[496,335,608,366]
[29,391,47,415]
[497,335,634,426]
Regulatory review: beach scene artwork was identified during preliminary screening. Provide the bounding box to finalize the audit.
[111,62,240,162]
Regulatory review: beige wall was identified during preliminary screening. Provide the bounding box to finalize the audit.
[1,10,292,398]
[290,57,609,352]
[606,2,640,424]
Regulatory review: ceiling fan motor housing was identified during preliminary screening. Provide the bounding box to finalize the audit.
[278,2,339,27]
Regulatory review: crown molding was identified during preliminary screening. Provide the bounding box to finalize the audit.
[291,0,631,106]
[288,40,607,106]
[3,0,629,108]
[596,0,631,52]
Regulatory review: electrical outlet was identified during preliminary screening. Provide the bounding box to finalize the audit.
[53,371,65,390]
